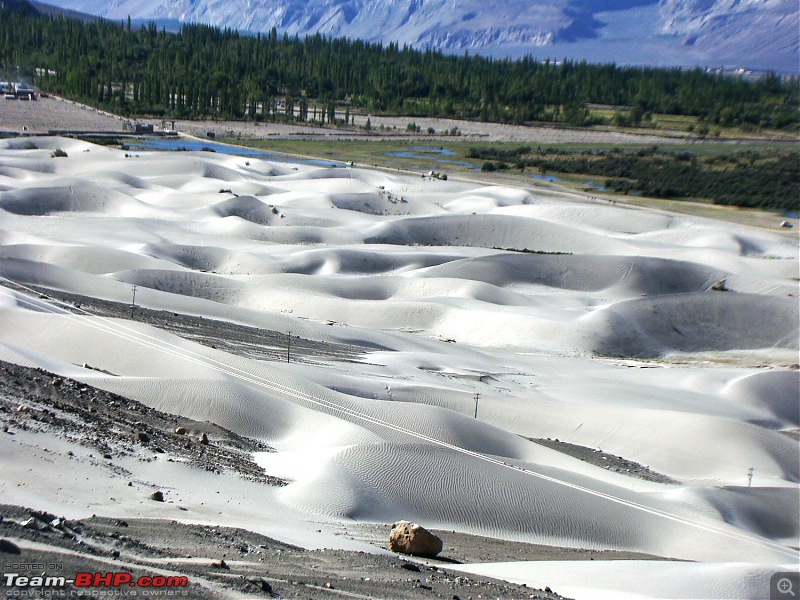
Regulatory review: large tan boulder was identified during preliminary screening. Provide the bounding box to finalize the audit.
[388,521,443,558]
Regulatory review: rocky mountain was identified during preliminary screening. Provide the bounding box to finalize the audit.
[31,0,800,72]
[657,0,798,70]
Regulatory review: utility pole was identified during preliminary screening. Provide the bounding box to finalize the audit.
[287,331,291,363]
[473,393,480,419]
[747,467,754,487]
[130,285,137,319]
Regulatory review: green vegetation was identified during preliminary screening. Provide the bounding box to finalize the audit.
[50,148,68,157]
[0,1,797,131]
[468,146,800,210]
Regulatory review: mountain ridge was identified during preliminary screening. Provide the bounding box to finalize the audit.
[27,0,800,72]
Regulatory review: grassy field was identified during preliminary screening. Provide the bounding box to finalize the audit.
[226,136,799,232]
[584,107,798,141]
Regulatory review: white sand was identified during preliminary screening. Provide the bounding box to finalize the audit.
[0,137,797,598]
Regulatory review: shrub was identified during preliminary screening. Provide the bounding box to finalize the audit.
[50,148,68,158]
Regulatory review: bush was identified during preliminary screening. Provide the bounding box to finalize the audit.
[50,148,68,158]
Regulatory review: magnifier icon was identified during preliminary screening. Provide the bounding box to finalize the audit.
[778,578,796,597]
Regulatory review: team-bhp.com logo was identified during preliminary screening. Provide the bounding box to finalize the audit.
[3,570,188,597]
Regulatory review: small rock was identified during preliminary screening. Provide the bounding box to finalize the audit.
[136,432,150,443]
[710,279,729,292]
[20,518,39,530]
[111,550,120,559]
[150,490,164,502]
[0,539,21,554]
[199,432,209,445]
[175,427,186,435]
[248,578,272,593]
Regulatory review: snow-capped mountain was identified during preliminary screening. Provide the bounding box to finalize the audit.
[31,0,800,72]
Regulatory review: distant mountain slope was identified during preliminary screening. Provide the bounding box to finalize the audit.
[659,0,798,70]
[30,0,800,72]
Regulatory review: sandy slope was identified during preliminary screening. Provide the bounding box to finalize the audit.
[0,137,798,599]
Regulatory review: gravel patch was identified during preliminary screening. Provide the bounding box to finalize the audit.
[530,438,679,484]
[2,94,689,146]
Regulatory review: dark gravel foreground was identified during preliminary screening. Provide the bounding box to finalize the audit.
[0,504,571,599]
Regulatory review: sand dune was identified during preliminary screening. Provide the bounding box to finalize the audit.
[416,253,724,297]
[586,293,798,357]
[0,137,797,599]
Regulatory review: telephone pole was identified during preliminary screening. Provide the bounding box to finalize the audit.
[287,331,291,363]
[473,393,480,419]
[747,467,754,487]
[130,285,138,319]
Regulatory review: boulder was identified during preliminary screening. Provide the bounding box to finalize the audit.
[388,521,443,558]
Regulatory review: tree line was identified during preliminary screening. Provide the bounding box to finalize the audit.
[470,146,799,211]
[0,1,798,130]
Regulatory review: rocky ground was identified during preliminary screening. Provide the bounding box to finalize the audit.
[530,438,679,484]
[0,505,572,599]
[0,359,285,487]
